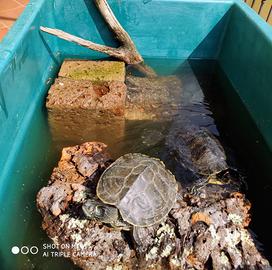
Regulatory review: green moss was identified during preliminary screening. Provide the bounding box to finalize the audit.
[59,61,125,82]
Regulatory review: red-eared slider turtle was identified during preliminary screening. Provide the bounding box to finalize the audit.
[166,121,244,195]
[82,153,178,229]
[167,124,228,177]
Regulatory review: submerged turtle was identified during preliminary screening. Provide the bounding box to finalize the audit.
[82,153,178,230]
[167,124,228,177]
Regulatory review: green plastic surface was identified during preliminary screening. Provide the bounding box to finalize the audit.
[0,0,272,269]
[219,2,272,150]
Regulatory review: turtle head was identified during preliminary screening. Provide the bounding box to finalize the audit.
[82,198,108,220]
[82,198,131,230]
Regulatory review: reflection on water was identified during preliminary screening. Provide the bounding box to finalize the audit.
[1,59,271,269]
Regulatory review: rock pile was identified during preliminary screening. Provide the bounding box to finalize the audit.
[37,142,270,270]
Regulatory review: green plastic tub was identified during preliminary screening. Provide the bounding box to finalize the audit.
[1,0,272,269]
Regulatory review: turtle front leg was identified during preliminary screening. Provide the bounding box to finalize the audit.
[189,176,209,195]
[111,218,132,231]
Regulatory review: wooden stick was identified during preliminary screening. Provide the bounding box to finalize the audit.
[94,0,135,46]
[40,27,129,60]
[40,0,143,65]
[94,0,143,64]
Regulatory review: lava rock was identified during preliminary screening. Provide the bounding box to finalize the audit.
[37,142,270,270]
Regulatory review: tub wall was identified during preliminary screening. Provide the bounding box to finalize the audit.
[0,0,60,181]
[218,1,272,151]
[52,0,233,59]
[0,1,60,267]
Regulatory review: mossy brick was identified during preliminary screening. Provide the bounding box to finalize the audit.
[58,60,126,82]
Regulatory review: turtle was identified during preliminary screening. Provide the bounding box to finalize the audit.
[166,120,244,195]
[82,153,178,230]
[167,123,228,177]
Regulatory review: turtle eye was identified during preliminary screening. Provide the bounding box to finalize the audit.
[82,201,97,219]
[95,205,105,218]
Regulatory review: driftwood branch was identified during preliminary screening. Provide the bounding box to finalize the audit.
[94,0,136,47]
[40,0,143,65]
[40,27,132,61]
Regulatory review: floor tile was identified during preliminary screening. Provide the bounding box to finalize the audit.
[0,0,28,41]
[0,27,8,40]
[0,18,15,28]
[15,0,29,5]
[0,0,21,11]
[0,6,25,21]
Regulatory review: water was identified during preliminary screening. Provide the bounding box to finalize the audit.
[191,60,272,259]
[0,59,271,269]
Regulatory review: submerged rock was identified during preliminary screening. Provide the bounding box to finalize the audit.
[125,75,182,121]
[46,60,182,157]
[37,142,270,270]
[140,127,165,147]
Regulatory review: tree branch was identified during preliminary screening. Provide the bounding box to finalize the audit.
[94,0,136,47]
[40,27,129,61]
[94,0,143,64]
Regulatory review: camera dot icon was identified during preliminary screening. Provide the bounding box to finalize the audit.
[11,245,39,255]
[11,246,20,255]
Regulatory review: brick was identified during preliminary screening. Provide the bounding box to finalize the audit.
[46,77,127,157]
[46,78,126,116]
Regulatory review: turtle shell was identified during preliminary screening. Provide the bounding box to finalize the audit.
[167,125,228,176]
[96,153,177,227]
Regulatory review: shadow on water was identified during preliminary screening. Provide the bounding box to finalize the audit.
[181,6,272,258]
